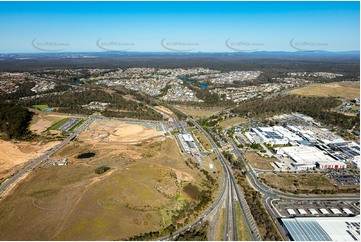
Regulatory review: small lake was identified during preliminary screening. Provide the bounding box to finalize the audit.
[182,183,200,200]
[77,152,95,159]
[180,77,208,89]
[180,77,195,82]
[199,83,208,89]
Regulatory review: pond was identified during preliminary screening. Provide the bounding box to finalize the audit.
[77,152,95,159]
[180,78,208,89]
[180,77,195,82]
[182,183,201,200]
[199,83,208,89]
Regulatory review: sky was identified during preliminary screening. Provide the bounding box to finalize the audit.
[0,1,359,53]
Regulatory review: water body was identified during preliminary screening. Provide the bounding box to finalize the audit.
[180,77,195,82]
[199,83,208,89]
[77,152,95,159]
[182,183,200,200]
[180,77,208,89]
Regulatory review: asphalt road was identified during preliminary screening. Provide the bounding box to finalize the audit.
[156,123,231,240]
[149,101,232,241]
[151,99,261,241]
[189,118,261,241]
[225,132,360,201]
[150,101,243,241]
[0,118,94,196]
[224,132,360,240]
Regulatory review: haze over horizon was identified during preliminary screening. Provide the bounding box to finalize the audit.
[0,1,359,53]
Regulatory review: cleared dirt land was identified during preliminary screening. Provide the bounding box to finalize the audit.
[30,112,78,135]
[290,82,360,99]
[0,112,75,185]
[0,120,208,240]
[0,140,60,184]
[78,119,164,144]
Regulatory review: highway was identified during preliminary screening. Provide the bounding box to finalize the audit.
[0,118,94,196]
[149,102,241,241]
[149,99,262,241]
[153,119,232,240]
[188,118,261,241]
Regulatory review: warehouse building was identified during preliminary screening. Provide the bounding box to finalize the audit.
[277,145,347,170]
[177,132,198,154]
[316,161,347,169]
[250,126,304,145]
[281,216,360,241]
[181,133,196,148]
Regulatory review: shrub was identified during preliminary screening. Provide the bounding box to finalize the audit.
[95,165,110,174]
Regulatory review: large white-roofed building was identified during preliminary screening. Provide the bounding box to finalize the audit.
[281,216,360,241]
[250,126,302,145]
[277,145,343,170]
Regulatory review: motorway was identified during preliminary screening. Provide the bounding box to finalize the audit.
[150,104,232,240]
[0,118,94,196]
[188,118,261,241]
[149,102,241,241]
[150,100,262,241]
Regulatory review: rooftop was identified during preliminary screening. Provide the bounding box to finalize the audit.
[282,216,360,241]
[278,145,336,164]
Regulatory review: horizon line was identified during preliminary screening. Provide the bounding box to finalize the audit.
[1,50,360,55]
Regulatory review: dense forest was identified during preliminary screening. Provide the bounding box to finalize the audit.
[232,95,360,130]
[0,101,33,140]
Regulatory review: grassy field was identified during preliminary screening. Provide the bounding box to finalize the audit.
[290,82,360,99]
[245,152,276,170]
[209,153,222,175]
[47,118,69,131]
[215,208,226,241]
[259,173,360,193]
[174,105,224,119]
[235,203,251,241]
[193,130,212,152]
[0,136,210,240]
[219,117,247,129]
[32,104,48,111]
